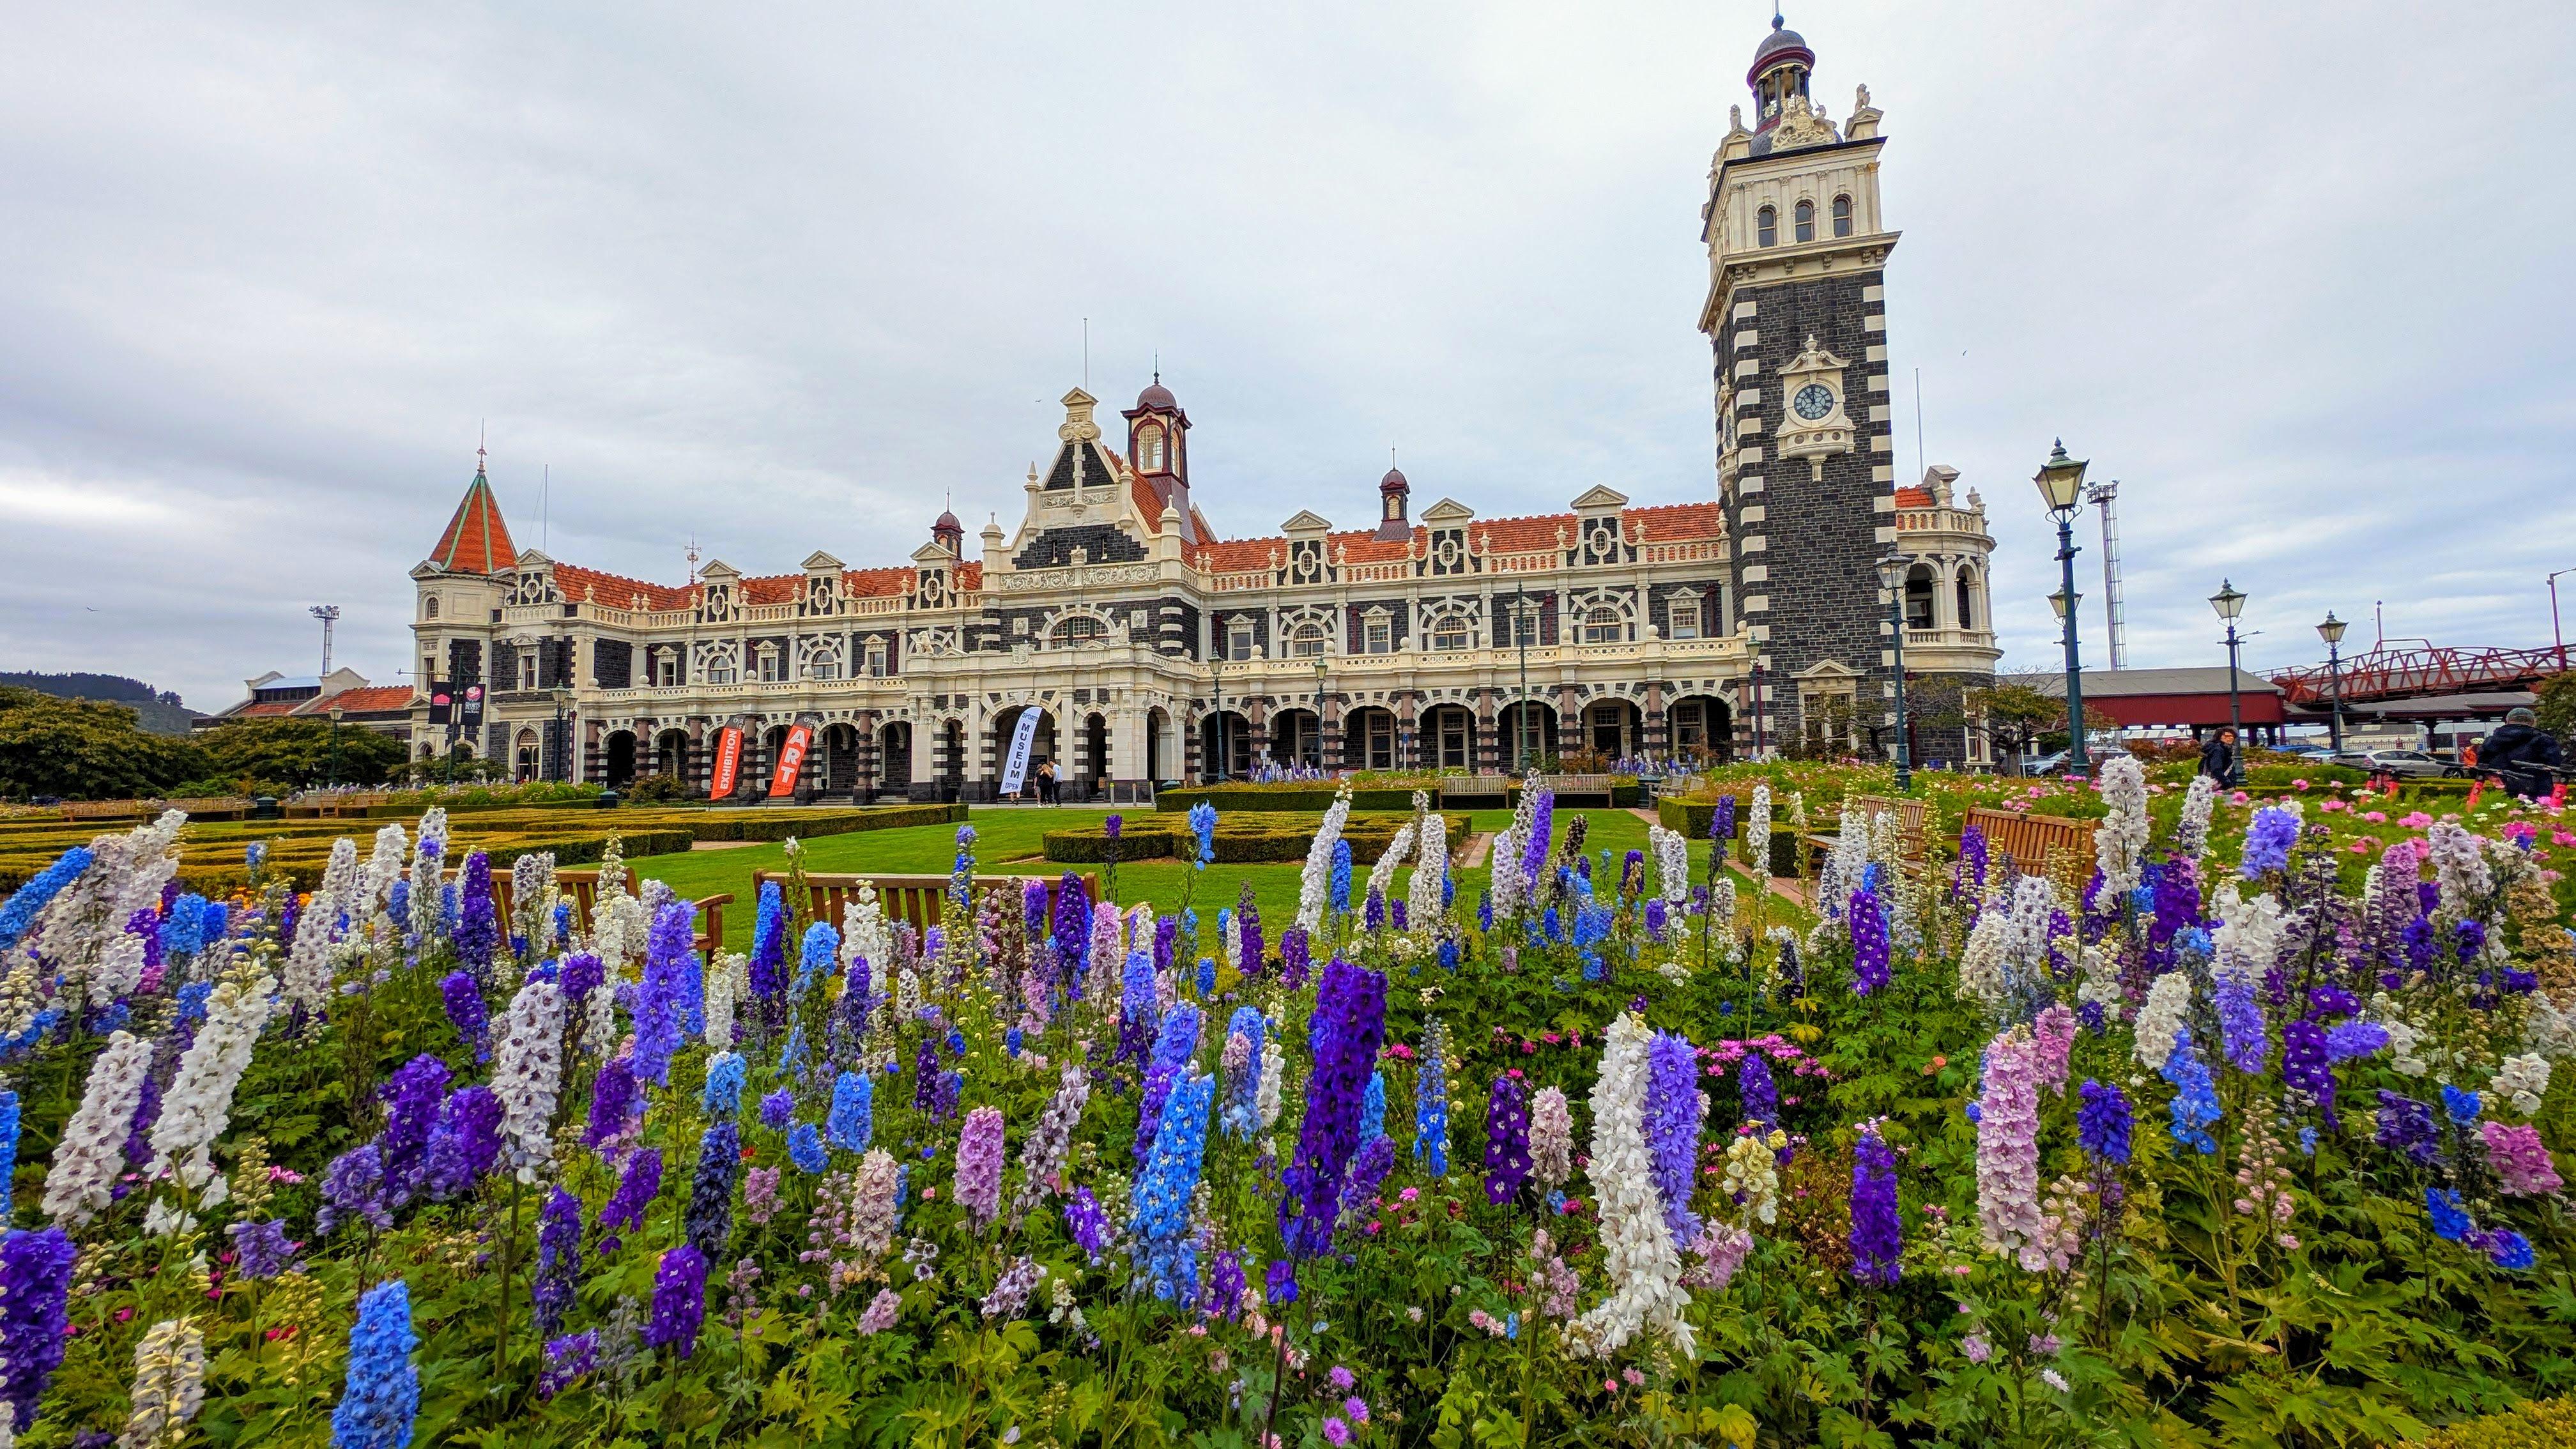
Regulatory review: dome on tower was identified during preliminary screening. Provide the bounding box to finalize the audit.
[1136,380,1177,410]
[933,508,963,533]
[1380,466,1409,493]
[1752,15,1811,72]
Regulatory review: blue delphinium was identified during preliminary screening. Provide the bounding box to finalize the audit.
[0,847,90,954]
[1360,1070,1386,1144]
[757,1089,794,1131]
[2212,968,2267,1073]
[0,1089,19,1218]
[2240,805,2301,879]
[787,1123,827,1174]
[1133,1002,1203,1164]
[2162,1030,2222,1154]
[1197,957,1217,998]
[702,1052,746,1117]
[1119,949,1159,1066]
[2442,1084,2483,1125]
[1415,1031,1451,1178]
[2426,1187,2472,1241]
[827,1071,873,1154]
[1330,839,1353,916]
[1131,1073,1216,1302]
[796,922,837,1000]
[1849,1126,1901,1285]
[331,1279,419,1449]
[2078,1079,2133,1165]
[1641,1030,1702,1246]
[1188,801,1218,869]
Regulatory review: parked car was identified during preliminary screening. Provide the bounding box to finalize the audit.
[2023,750,2073,776]
[2329,749,2458,779]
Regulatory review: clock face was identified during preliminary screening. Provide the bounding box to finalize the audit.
[1792,383,1837,422]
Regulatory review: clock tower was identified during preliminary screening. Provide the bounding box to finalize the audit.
[1703,15,1899,757]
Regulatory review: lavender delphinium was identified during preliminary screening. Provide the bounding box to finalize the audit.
[1482,1075,1531,1206]
[1065,1186,1110,1263]
[440,971,491,1063]
[758,1088,794,1131]
[318,1144,391,1236]
[2281,1016,2340,1130]
[228,1218,298,1280]
[1643,1030,1705,1247]
[2212,967,2267,1074]
[1134,1002,1204,1165]
[1281,958,1388,1258]
[423,1086,503,1201]
[685,1119,741,1262]
[0,1226,76,1432]
[1334,1131,1398,1234]
[1119,949,1158,1066]
[533,1186,584,1337]
[2241,806,2301,879]
[1849,1126,1901,1285]
[632,902,695,1087]
[644,1245,710,1358]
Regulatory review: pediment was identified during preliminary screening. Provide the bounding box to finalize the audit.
[1281,509,1333,533]
[698,560,741,581]
[409,562,445,581]
[910,542,956,565]
[514,548,554,569]
[1570,485,1629,512]
[802,550,845,572]
[1794,658,1862,680]
[1422,498,1476,525]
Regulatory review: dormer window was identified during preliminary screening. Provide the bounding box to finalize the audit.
[1668,594,1701,640]
[1756,205,1777,248]
[1832,194,1853,237]
[424,595,440,620]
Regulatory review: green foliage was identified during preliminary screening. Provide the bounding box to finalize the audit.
[2536,672,2576,755]
[0,686,211,800]
[1043,811,1469,863]
[193,716,411,790]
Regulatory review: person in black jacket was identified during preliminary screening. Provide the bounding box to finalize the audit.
[2198,726,2239,788]
[2476,708,2566,799]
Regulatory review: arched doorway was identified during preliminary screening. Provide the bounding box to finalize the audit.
[1200,710,1253,782]
[1496,701,1558,773]
[992,706,1059,796]
[1271,708,1322,769]
[760,724,792,796]
[1146,708,1173,784]
[823,723,861,795]
[1583,699,1642,760]
[1668,695,1733,765]
[513,728,541,782]
[1905,562,1938,632]
[879,722,912,795]
[1079,714,1108,798]
[1344,706,1397,771]
[1423,704,1475,770]
[939,720,967,800]
[604,730,638,788]
[653,729,691,785]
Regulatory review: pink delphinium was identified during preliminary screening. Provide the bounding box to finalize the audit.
[954,1106,1006,1229]
[1974,1025,2046,1269]
[2483,1121,2565,1196]
[2031,1005,2076,1093]
[743,1167,781,1226]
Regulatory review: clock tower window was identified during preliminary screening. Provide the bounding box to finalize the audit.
[1832,194,1852,236]
[1756,205,1777,247]
[1793,199,1814,242]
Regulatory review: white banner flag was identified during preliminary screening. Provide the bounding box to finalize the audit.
[999,707,1045,795]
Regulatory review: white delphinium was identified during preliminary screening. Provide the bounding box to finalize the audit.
[2093,753,2150,900]
[0,949,47,1043]
[1296,784,1354,933]
[510,851,557,953]
[2212,884,2284,986]
[494,975,567,1180]
[2493,1054,2552,1117]
[120,1316,206,1449]
[408,808,450,942]
[2527,992,2576,1062]
[610,894,650,972]
[93,933,147,1008]
[1407,813,1449,929]
[2173,775,2219,861]
[149,966,279,1188]
[1366,823,1416,908]
[2426,820,2495,917]
[1489,824,1528,918]
[844,882,893,975]
[141,1199,197,1239]
[1648,826,1690,905]
[1746,785,1772,874]
[1567,1013,1693,1360]
[1818,802,1869,918]
[2133,971,2193,1070]
[43,1030,156,1225]
[1957,907,2014,1015]
[581,957,622,1058]
[2373,992,2434,1076]
[1255,1038,1285,1131]
[1531,1085,1574,1188]
[640,876,677,922]
[284,838,359,1013]
[359,824,407,921]
[706,950,745,1048]
[595,833,628,900]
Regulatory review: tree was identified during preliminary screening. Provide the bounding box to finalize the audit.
[1970,682,2117,773]
[0,687,210,800]
[2536,671,2576,755]
[195,717,410,791]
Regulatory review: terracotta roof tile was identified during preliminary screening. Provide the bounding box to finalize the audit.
[551,564,693,611]
[1188,500,1724,574]
[1892,486,1933,508]
[430,469,518,574]
[314,685,417,715]
[227,701,302,717]
[845,567,910,598]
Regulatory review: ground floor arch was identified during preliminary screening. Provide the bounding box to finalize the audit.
[1200,710,1254,781]
[1667,694,1733,764]
[1423,703,1475,770]
[603,730,638,788]
[1271,708,1322,768]
[1496,700,1558,772]
[1344,706,1399,770]
[822,722,862,794]
[878,721,912,795]
[513,727,542,782]
[992,705,1060,796]
[1582,698,1643,760]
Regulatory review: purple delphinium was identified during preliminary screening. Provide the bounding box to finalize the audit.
[1237,886,1264,976]
[1278,926,1312,989]
[455,851,500,985]
[1119,950,1159,1066]
[2078,1079,2133,1165]
[2212,969,2267,1074]
[379,1054,452,1206]
[2375,1091,2440,1166]
[1053,873,1092,992]
[424,1086,503,1201]
[1521,792,1556,896]
[1022,878,1050,944]
[2240,806,2300,879]
[1956,825,1988,910]
[0,1227,73,1433]
[318,1143,391,1236]
[643,1245,710,1358]
[533,1186,583,1337]
[1737,1051,1778,1134]
[1643,1031,1705,1247]
[598,1147,664,1245]
[1281,958,1389,1259]
[539,1330,598,1399]
[758,1088,794,1131]
[684,1119,741,1262]
[228,1218,298,1280]
[632,902,695,1087]
[558,951,604,1006]
[1333,1131,1397,1233]
[1849,1126,1901,1285]
[1483,1075,1531,1206]
[1065,1186,1110,1263]
[585,1057,640,1151]
[2281,1016,2340,1130]
[440,971,491,1064]
[1849,886,1890,996]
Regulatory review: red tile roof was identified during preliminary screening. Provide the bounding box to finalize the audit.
[227,701,302,717]
[430,468,518,574]
[316,686,417,715]
[1893,486,1933,508]
[1192,500,1724,574]
[552,564,693,612]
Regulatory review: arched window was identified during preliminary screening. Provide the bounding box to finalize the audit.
[1904,565,1936,631]
[424,595,440,619]
[1582,606,1622,645]
[1430,615,1470,651]
[1957,570,1978,631]
[1289,622,1328,658]
[1050,615,1107,648]
[1793,199,1815,243]
[1755,205,1777,248]
[1832,194,1853,237]
[1137,425,1163,470]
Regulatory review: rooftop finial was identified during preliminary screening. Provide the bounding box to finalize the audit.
[1153,350,1160,385]
[476,420,487,475]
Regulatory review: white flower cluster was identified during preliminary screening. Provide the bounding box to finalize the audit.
[2527,992,2576,1062]
[1567,1013,1694,1361]
[360,824,407,924]
[2212,884,2284,985]
[284,838,360,1013]
[1647,825,1690,905]
[2492,1054,2552,1116]
[2133,970,2193,1070]
[495,976,567,1179]
[1366,822,1416,907]
[42,811,185,1006]
[408,808,450,944]
[1746,786,1772,875]
[2173,774,2219,861]
[149,967,279,1188]
[2372,993,2434,1076]
[121,1316,206,1449]
[2426,820,2496,921]
[43,1030,156,1225]
[511,850,558,950]
[1491,787,1544,916]
[1531,1085,1573,1188]
[843,880,893,973]
[1720,1132,1782,1227]
[1958,875,2056,1018]
[705,950,746,1048]
[1296,785,1353,933]
[1255,1037,1285,1132]
[2093,754,2150,899]
[1407,811,1448,930]
[1817,802,1871,918]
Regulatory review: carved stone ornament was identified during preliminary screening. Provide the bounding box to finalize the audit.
[1770,97,1839,151]
[998,562,1156,592]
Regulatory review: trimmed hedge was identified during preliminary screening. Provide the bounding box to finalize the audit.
[1152,782,1639,813]
[1043,811,1471,864]
[1655,795,1799,876]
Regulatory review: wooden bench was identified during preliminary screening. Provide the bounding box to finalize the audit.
[1800,793,1931,875]
[1960,806,2099,880]
[489,868,733,955]
[1437,778,1510,809]
[1534,773,1616,807]
[749,871,1101,936]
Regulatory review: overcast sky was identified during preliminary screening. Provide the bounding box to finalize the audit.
[5,1,2572,710]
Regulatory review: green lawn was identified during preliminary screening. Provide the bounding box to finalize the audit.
[627,803,1755,951]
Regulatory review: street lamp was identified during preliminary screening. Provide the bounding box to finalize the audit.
[2317,610,2349,756]
[1511,588,1535,774]
[1877,551,1913,789]
[551,687,575,783]
[327,703,346,788]
[2211,580,2248,772]
[1311,657,1328,771]
[2032,440,2090,776]
[1211,653,1227,785]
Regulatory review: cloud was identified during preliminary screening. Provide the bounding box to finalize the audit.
[1,1,2568,710]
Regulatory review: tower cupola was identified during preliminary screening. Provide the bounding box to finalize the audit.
[1121,369,1200,540]
[1747,15,1815,136]
[1374,464,1411,541]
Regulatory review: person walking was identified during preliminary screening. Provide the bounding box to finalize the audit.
[1036,758,1059,806]
[2474,707,2565,799]
[2198,726,2239,789]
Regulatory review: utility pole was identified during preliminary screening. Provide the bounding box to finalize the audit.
[2087,479,2127,670]
[309,604,341,678]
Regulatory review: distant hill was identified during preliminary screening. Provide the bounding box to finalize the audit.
[0,672,200,736]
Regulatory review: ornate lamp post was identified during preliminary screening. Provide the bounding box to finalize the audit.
[1211,654,1227,784]
[1877,551,1913,789]
[2317,610,2349,755]
[326,703,346,788]
[2211,580,2248,765]
[1512,590,1537,774]
[1311,657,1328,770]
[2032,441,2091,776]
[550,687,575,783]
